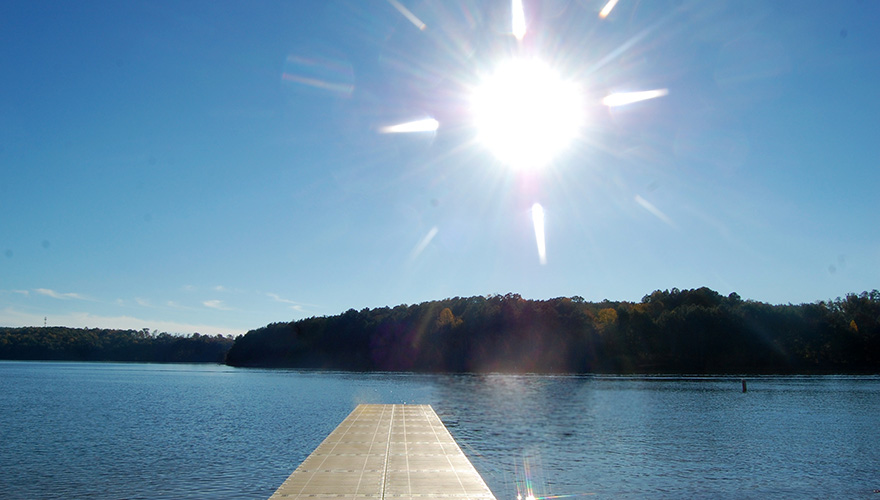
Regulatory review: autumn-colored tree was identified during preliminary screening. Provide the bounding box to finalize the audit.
[435,307,462,331]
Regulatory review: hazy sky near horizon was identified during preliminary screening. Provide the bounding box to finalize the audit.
[2,0,879,335]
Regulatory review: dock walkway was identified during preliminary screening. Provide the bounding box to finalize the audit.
[269,404,497,500]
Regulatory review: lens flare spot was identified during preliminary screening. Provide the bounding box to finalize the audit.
[380,118,440,133]
[281,51,355,98]
[532,203,547,265]
[602,89,668,107]
[387,0,426,31]
[409,226,439,262]
[635,195,675,228]
[512,0,527,40]
[599,0,620,19]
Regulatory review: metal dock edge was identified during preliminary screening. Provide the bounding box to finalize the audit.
[269,404,497,500]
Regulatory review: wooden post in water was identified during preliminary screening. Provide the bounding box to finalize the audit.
[741,379,747,393]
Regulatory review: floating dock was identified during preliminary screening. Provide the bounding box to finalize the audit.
[269,404,497,500]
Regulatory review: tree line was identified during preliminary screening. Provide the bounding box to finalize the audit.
[0,327,235,363]
[225,288,880,374]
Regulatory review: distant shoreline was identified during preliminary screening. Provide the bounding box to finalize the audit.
[0,327,234,364]
[6,288,879,375]
[225,289,880,375]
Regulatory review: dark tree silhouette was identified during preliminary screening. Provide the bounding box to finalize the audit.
[225,289,880,374]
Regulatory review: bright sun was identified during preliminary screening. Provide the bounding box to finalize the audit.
[471,58,584,170]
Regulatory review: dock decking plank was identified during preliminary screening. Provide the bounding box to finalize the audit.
[269,404,496,500]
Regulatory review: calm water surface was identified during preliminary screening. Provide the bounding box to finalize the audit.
[1,361,878,499]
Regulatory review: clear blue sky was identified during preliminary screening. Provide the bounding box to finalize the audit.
[2,0,879,335]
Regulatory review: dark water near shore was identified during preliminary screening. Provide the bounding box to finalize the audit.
[1,361,878,499]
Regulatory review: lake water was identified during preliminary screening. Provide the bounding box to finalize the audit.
[1,361,878,499]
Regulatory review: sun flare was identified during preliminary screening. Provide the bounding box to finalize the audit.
[532,203,547,265]
[471,58,584,170]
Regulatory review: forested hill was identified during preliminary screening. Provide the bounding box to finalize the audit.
[0,327,234,363]
[226,288,880,374]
